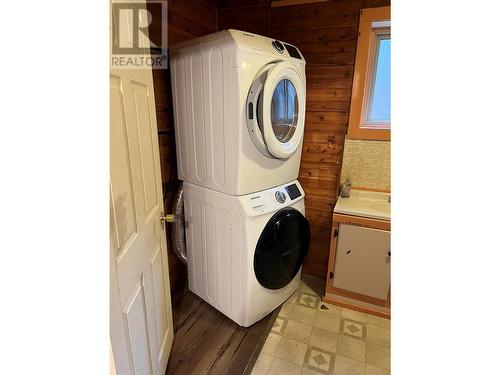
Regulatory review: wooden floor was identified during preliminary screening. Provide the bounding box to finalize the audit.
[166,285,278,375]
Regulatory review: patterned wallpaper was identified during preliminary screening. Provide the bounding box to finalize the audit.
[340,139,391,191]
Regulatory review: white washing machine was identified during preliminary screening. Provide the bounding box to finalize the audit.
[170,29,307,196]
[183,180,310,327]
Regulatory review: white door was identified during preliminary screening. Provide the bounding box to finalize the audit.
[109,8,174,374]
[246,61,306,159]
[332,224,391,300]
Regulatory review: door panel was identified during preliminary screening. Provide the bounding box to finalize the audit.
[110,13,174,373]
[110,76,138,252]
[253,208,310,290]
[332,224,390,300]
[132,81,159,217]
[125,281,153,375]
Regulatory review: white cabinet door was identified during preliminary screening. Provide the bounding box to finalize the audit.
[332,224,390,300]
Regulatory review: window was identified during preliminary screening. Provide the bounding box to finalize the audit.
[366,35,391,124]
[348,7,391,140]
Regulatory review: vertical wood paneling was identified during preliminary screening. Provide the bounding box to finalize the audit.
[218,4,271,36]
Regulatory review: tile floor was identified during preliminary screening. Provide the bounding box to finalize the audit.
[251,275,390,375]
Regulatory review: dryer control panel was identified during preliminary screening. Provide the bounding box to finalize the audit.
[239,180,305,217]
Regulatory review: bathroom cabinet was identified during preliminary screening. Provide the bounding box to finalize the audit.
[323,212,391,318]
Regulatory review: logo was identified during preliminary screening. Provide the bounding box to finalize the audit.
[111,1,168,69]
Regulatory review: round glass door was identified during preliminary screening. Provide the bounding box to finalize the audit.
[246,61,305,160]
[254,208,310,290]
[271,79,298,143]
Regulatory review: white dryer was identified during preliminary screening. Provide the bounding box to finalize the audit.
[183,180,310,327]
[170,29,307,196]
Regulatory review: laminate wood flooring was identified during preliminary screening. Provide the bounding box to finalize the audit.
[166,285,279,375]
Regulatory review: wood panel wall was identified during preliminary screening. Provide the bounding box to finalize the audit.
[218,0,390,279]
[148,0,218,292]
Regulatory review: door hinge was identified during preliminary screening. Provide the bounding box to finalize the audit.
[333,229,338,237]
[329,271,334,279]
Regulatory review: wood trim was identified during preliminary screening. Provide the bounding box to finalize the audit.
[347,6,391,141]
[322,293,390,319]
[327,286,386,307]
[271,0,328,7]
[333,213,391,231]
[360,6,391,21]
[324,221,340,294]
[351,185,390,193]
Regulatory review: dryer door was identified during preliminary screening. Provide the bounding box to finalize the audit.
[246,61,306,159]
[254,208,310,290]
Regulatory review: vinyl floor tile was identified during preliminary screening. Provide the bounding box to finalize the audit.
[366,325,390,348]
[268,357,301,375]
[251,352,274,375]
[283,319,314,344]
[341,308,367,323]
[366,343,390,370]
[275,337,308,366]
[290,305,317,324]
[332,354,365,375]
[262,332,281,356]
[336,334,366,362]
[309,325,339,353]
[315,310,342,333]
[250,275,391,375]
[365,363,390,375]
[366,315,390,330]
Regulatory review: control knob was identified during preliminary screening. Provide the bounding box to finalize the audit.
[275,191,286,203]
[272,40,285,53]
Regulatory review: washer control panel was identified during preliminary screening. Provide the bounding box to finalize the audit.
[285,183,301,200]
[275,191,286,203]
[240,180,305,216]
[272,40,285,53]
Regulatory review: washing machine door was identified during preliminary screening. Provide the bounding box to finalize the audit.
[246,61,306,159]
[254,208,310,290]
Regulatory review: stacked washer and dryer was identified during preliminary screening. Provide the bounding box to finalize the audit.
[169,29,310,327]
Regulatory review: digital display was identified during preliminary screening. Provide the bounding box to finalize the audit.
[284,44,302,59]
[285,184,301,200]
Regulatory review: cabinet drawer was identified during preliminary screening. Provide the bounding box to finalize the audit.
[332,224,390,300]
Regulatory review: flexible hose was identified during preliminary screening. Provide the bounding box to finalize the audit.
[171,183,187,265]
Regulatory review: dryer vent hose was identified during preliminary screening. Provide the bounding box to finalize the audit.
[171,183,187,265]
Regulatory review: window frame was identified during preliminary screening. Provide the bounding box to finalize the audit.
[347,6,391,141]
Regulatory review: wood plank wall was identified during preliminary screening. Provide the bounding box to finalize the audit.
[147,0,218,292]
[218,0,390,279]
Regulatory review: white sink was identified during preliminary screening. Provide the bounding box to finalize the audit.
[334,189,390,221]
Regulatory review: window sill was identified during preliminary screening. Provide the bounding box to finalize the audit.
[347,126,390,141]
